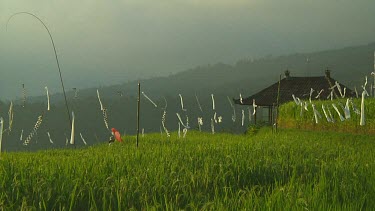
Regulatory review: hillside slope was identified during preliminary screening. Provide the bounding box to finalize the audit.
[21,42,375,103]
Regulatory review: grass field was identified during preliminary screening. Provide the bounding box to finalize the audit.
[279,98,375,133]
[0,128,374,210]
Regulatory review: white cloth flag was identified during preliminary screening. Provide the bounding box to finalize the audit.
[211,94,215,110]
[344,99,351,119]
[321,104,331,122]
[179,94,187,111]
[327,107,335,123]
[315,89,324,99]
[0,118,4,155]
[332,104,345,122]
[178,122,181,138]
[20,129,24,141]
[292,94,299,105]
[227,96,236,122]
[241,109,245,126]
[70,112,75,145]
[97,89,104,111]
[211,118,215,134]
[195,94,203,112]
[252,99,257,115]
[45,86,50,111]
[47,132,54,144]
[312,104,321,124]
[80,133,87,145]
[360,91,366,126]
[309,88,314,103]
[142,92,158,108]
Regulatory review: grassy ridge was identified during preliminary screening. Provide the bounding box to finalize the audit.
[279,98,375,133]
[0,129,374,210]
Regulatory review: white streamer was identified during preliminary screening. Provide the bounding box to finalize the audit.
[315,89,324,99]
[332,104,345,122]
[227,96,236,122]
[312,104,320,124]
[304,102,309,111]
[360,91,366,126]
[45,86,50,111]
[241,109,245,126]
[24,114,43,146]
[362,76,369,96]
[195,94,203,112]
[20,129,23,141]
[79,133,87,145]
[179,94,187,111]
[178,122,181,138]
[350,100,360,115]
[309,88,314,103]
[327,107,335,123]
[163,97,168,110]
[47,132,53,144]
[8,101,13,132]
[176,113,189,128]
[161,110,170,137]
[183,128,188,138]
[142,92,158,108]
[211,118,215,134]
[321,104,331,122]
[218,116,222,123]
[335,81,343,98]
[252,99,257,115]
[239,93,243,104]
[22,84,26,107]
[102,108,109,130]
[197,117,203,132]
[97,89,104,111]
[70,111,75,145]
[292,94,299,105]
[211,94,215,110]
[0,118,3,155]
[344,99,351,119]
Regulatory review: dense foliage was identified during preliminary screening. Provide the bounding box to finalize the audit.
[1,129,374,210]
[278,98,375,133]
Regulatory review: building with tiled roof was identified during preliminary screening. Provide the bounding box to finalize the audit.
[234,70,356,124]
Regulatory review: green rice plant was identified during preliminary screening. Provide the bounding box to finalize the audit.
[0,129,374,210]
[279,98,375,133]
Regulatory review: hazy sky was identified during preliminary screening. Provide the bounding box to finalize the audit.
[1,0,375,99]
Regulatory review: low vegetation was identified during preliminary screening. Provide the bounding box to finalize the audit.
[1,129,374,210]
[278,98,375,133]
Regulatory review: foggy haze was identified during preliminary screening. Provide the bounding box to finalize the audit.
[1,0,375,99]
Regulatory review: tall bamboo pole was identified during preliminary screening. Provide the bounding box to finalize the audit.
[136,82,141,147]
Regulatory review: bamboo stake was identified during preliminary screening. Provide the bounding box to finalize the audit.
[136,82,140,147]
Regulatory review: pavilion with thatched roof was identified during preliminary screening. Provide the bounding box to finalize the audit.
[233,69,356,124]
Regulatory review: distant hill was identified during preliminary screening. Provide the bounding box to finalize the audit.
[24,41,374,104]
[1,42,375,152]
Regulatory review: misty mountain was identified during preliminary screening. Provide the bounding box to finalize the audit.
[1,42,374,152]
[23,41,374,104]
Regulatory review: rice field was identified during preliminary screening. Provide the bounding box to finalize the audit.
[279,98,375,133]
[0,128,374,210]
